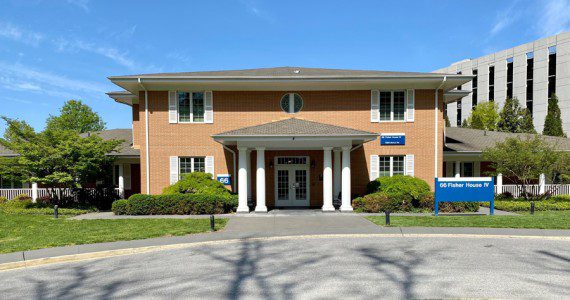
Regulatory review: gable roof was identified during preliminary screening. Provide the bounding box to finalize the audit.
[445,127,570,152]
[110,66,460,79]
[212,118,378,138]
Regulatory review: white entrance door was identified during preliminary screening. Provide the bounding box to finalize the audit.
[274,156,310,207]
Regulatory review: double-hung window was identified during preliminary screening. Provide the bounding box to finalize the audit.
[379,91,406,122]
[178,92,205,123]
[179,157,205,179]
[379,155,405,177]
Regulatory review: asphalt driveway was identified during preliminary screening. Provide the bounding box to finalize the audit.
[1,235,568,299]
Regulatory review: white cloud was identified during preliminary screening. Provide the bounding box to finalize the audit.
[489,1,521,36]
[0,21,43,46]
[0,62,108,101]
[66,0,90,12]
[538,0,570,36]
[239,0,275,22]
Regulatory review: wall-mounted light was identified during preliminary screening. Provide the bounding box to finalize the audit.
[269,161,274,169]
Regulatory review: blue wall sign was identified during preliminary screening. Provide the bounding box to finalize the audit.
[434,177,494,216]
[380,134,405,145]
[217,174,231,185]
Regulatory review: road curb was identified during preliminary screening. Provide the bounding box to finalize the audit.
[1,233,568,272]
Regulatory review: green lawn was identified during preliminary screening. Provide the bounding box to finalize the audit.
[366,211,570,229]
[0,211,227,254]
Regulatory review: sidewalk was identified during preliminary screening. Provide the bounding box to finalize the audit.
[2,214,568,267]
[71,206,516,220]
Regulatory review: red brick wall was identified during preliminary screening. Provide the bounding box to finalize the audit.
[134,90,445,201]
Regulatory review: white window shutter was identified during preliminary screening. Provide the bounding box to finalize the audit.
[406,89,415,122]
[204,91,213,123]
[370,155,379,181]
[205,156,215,177]
[169,156,179,185]
[168,91,178,124]
[405,154,414,177]
[371,90,380,123]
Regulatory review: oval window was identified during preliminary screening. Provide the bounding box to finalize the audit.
[280,93,303,114]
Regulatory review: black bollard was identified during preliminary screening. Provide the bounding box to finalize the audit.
[54,205,58,219]
[530,201,535,215]
[210,215,215,232]
[385,210,391,226]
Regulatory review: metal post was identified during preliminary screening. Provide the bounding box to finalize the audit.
[54,205,58,219]
[385,210,390,226]
[210,215,215,232]
[530,201,535,215]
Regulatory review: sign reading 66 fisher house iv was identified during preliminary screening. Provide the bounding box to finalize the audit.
[434,177,495,216]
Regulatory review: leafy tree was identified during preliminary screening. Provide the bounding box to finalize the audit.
[483,136,569,200]
[497,97,536,133]
[542,94,565,137]
[465,102,499,131]
[46,100,106,133]
[0,117,120,198]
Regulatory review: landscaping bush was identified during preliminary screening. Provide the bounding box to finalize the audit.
[550,194,570,202]
[0,196,7,204]
[366,175,431,205]
[417,194,479,213]
[112,193,238,215]
[12,194,32,202]
[353,193,400,213]
[495,192,514,201]
[482,199,570,212]
[162,172,231,196]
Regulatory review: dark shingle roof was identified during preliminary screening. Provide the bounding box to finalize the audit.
[0,129,139,157]
[110,66,459,79]
[213,118,378,137]
[445,127,570,152]
[82,129,139,157]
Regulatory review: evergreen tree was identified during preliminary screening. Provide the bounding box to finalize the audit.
[497,97,536,133]
[520,108,536,134]
[465,102,499,131]
[444,114,451,127]
[542,94,565,137]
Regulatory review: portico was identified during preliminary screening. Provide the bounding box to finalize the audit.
[212,118,378,212]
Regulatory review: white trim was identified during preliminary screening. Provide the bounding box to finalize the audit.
[177,91,207,124]
[378,90,407,122]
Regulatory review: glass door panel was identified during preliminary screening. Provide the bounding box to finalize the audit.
[277,170,289,201]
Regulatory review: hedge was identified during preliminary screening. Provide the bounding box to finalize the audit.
[353,193,479,213]
[366,175,431,205]
[482,199,570,212]
[162,172,231,196]
[0,199,96,216]
[112,193,238,215]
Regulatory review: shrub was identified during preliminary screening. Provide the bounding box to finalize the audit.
[550,194,570,202]
[353,192,402,213]
[418,194,479,213]
[162,172,231,196]
[366,175,431,205]
[495,192,514,201]
[112,193,238,215]
[0,196,8,204]
[482,199,570,211]
[111,199,129,215]
[12,194,32,202]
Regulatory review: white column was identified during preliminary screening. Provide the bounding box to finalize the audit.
[246,150,252,205]
[497,173,503,194]
[118,164,125,198]
[237,147,249,213]
[322,147,335,211]
[31,182,38,203]
[539,173,546,194]
[455,161,461,178]
[255,148,267,212]
[333,149,341,200]
[340,146,353,212]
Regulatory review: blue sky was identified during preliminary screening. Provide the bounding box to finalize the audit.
[1,0,569,135]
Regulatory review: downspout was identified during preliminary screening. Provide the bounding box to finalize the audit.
[215,140,237,192]
[435,76,447,179]
[138,78,150,194]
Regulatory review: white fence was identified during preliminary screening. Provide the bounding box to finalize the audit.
[495,184,570,198]
[0,188,120,201]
